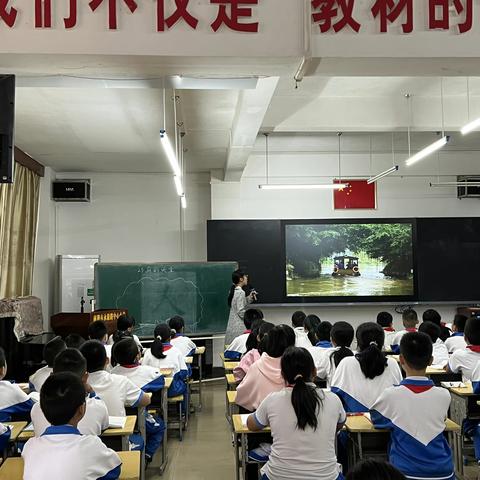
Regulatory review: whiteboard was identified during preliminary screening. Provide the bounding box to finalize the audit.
[57,255,100,313]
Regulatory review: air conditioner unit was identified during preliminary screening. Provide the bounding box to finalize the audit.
[52,179,91,202]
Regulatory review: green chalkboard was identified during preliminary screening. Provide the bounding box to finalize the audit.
[94,262,237,337]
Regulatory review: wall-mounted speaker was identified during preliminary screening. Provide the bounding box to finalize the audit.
[52,180,91,202]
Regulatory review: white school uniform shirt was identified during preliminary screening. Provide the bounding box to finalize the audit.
[107,333,143,351]
[111,364,165,393]
[171,334,197,357]
[29,366,52,392]
[431,339,449,369]
[309,346,353,387]
[445,333,467,353]
[293,327,312,349]
[22,425,121,480]
[224,333,250,360]
[331,356,403,412]
[471,362,480,393]
[31,393,109,436]
[383,328,397,350]
[142,344,187,377]
[0,380,34,422]
[448,346,480,382]
[87,370,143,417]
[390,328,417,353]
[371,377,453,480]
[253,387,345,480]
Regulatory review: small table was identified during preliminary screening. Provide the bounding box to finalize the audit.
[224,362,239,372]
[226,390,238,425]
[226,373,237,390]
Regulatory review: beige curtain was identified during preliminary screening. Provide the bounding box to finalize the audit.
[0,163,40,298]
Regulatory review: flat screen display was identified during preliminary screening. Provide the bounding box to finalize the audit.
[285,220,416,301]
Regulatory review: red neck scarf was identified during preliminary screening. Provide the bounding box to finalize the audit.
[384,327,395,332]
[406,328,417,333]
[467,345,480,353]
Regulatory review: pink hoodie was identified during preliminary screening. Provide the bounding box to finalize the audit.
[233,348,261,382]
[235,353,285,411]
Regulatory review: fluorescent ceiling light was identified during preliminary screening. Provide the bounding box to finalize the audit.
[405,136,449,166]
[367,165,399,184]
[165,75,258,90]
[258,183,348,190]
[430,182,480,187]
[160,130,181,177]
[461,117,480,135]
[181,196,187,209]
[174,176,184,196]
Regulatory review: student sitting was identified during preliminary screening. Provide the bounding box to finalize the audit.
[0,423,10,452]
[247,347,346,480]
[371,332,454,480]
[445,314,468,353]
[469,361,480,461]
[224,309,264,360]
[29,336,66,392]
[22,372,122,480]
[346,460,406,480]
[111,338,165,462]
[142,324,188,398]
[418,321,449,368]
[88,320,113,361]
[447,317,480,382]
[390,309,418,354]
[234,321,274,383]
[423,309,451,342]
[107,315,143,353]
[31,348,109,436]
[168,315,197,357]
[311,321,354,387]
[65,334,86,350]
[331,323,403,413]
[377,311,396,351]
[291,311,311,349]
[304,314,321,346]
[236,325,295,412]
[314,321,333,349]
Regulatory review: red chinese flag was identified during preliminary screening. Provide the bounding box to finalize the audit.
[333,179,376,209]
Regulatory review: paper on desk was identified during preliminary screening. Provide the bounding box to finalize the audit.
[23,423,35,432]
[363,412,372,422]
[240,414,250,427]
[108,416,127,429]
[441,381,466,388]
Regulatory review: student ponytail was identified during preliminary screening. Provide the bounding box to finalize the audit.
[330,321,355,368]
[112,315,135,344]
[355,323,387,380]
[257,322,275,355]
[281,347,323,431]
[151,324,172,360]
[245,319,264,353]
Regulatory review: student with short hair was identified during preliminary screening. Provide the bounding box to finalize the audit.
[247,347,346,480]
[423,309,451,342]
[346,460,406,480]
[65,334,86,350]
[236,325,296,412]
[314,321,333,349]
[142,324,188,398]
[291,311,311,349]
[390,309,418,354]
[445,314,468,353]
[331,323,402,412]
[31,348,109,436]
[22,372,122,480]
[304,314,321,346]
[370,332,454,480]
[29,336,66,392]
[0,347,34,421]
[376,312,396,350]
[88,320,113,361]
[224,309,264,360]
[168,315,197,357]
[418,321,449,368]
[108,315,143,352]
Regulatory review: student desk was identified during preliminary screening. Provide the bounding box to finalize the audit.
[224,361,239,372]
[7,423,27,444]
[187,346,205,411]
[226,390,238,425]
[0,450,140,480]
[226,374,237,390]
[159,368,173,377]
[392,356,461,385]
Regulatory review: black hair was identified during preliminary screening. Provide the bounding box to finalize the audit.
[257,322,275,355]
[304,315,321,345]
[79,340,107,373]
[228,269,246,307]
[346,459,406,480]
[315,321,333,342]
[43,336,67,368]
[402,308,418,327]
[400,332,432,370]
[245,319,265,353]
[291,311,306,328]
[112,315,136,344]
[64,334,86,350]
[330,321,354,368]
[88,320,108,341]
[0,347,5,368]
[418,321,441,344]
[423,309,441,326]
[355,323,387,380]
[151,324,173,360]
[465,318,480,345]
[40,372,86,426]
[112,338,139,367]
[53,348,87,378]
[265,325,295,358]
[281,347,322,431]
[453,314,468,333]
[243,308,264,330]
[376,311,393,328]
[168,315,185,334]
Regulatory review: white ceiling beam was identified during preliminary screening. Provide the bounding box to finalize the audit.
[224,76,279,182]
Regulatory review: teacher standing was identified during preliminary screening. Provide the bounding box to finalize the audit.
[225,270,256,345]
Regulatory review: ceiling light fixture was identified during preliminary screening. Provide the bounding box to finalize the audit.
[430,181,480,187]
[259,184,348,190]
[368,165,399,185]
[160,130,182,177]
[174,175,184,196]
[181,195,187,208]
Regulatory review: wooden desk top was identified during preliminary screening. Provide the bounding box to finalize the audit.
[7,422,28,442]
[227,390,237,404]
[219,353,226,362]
[232,414,270,434]
[393,356,449,375]
[449,385,474,396]
[159,368,173,377]
[226,374,237,386]
[0,451,140,480]
[224,362,239,371]
[165,377,173,389]
[345,415,460,433]
[195,346,206,355]
[185,357,193,364]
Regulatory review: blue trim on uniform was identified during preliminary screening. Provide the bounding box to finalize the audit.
[252,414,267,429]
[370,409,393,430]
[315,340,333,348]
[141,375,165,393]
[41,425,82,436]
[331,387,368,413]
[452,332,464,337]
[28,381,35,392]
[473,381,480,394]
[132,391,145,408]
[0,398,35,422]
[224,350,242,360]
[97,464,121,480]
[0,427,11,451]
[187,348,196,357]
[167,371,188,398]
[391,344,400,354]
[400,378,434,387]
[145,413,165,457]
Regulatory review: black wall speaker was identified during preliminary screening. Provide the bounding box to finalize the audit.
[52,180,91,202]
